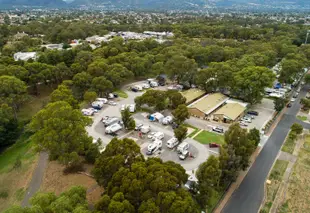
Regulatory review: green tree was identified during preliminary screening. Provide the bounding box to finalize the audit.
[172,104,190,124]
[0,75,28,118]
[196,155,221,208]
[165,55,198,84]
[93,138,144,187]
[0,65,29,81]
[304,73,310,84]
[291,123,303,135]
[232,66,275,104]
[166,90,186,109]
[0,104,19,147]
[174,125,188,142]
[301,98,310,110]
[219,145,241,185]
[83,91,97,105]
[279,59,304,84]
[134,90,167,111]
[274,97,286,112]
[121,108,136,130]
[72,72,93,100]
[91,76,114,98]
[224,123,255,170]
[50,85,79,109]
[248,128,261,147]
[29,101,92,166]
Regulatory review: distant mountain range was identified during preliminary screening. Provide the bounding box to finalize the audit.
[0,0,310,10]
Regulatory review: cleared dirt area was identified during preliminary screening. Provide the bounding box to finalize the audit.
[40,161,103,205]
[279,135,310,213]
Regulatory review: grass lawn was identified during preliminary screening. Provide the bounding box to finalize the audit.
[281,132,296,154]
[194,130,225,145]
[260,160,289,213]
[297,115,307,121]
[278,135,310,212]
[114,89,128,98]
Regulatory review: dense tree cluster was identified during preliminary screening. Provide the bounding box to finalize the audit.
[4,186,90,213]
[93,138,200,213]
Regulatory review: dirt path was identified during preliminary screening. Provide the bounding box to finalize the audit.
[21,152,48,207]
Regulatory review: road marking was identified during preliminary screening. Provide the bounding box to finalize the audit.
[119,131,133,139]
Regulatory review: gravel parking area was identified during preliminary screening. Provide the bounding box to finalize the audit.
[246,98,275,131]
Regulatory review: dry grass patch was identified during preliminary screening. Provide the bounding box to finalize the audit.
[279,135,310,213]
[0,155,38,212]
[40,161,103,205]
[260,160,289,213]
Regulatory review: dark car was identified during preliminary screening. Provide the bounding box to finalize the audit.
[247,111,259,116]
[209,143,220,148]
[113,93,119,98]
[171,122,179,129]
[287,102,292,108]
[131,87,138,92]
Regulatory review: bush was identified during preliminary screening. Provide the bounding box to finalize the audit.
[63,158,84,174]
[0,190,9,199]
[13,155,22,169]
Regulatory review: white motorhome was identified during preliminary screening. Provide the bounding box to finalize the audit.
[103,117,120,127]
[162,116,173,125]
[150,81,158,87]
[177,142,189,153]
[146,139,162,155]
[152,132,164,141]
[133,85,143,91]
[105,123,122,134]
[166,137,179,149]
[140,125,150,134]
[129,104,136,113]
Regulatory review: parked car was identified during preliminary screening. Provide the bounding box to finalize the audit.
[96,98,108,104]
[172,122,179,129]
[291,98,296,102]
[247,111,259,116]
[108,101,117,106]
[103,117,120,127]
[241,117,252,123]
[147,132,156,139]
[131,87,138,92]
[91,101,104,110]
[212,126,224,133]
[179,150,189,160]
[140,125,150,134]
[142,83,150,89]
[287,102,292,108]
[121,104,126,111]
[239,121,248,127]
[108,93,115,99]
[81,108,96,116]
[209,143,220,148]
[113,93,119,98]
[293,93,298,98]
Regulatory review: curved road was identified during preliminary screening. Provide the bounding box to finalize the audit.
[223,85,310,213]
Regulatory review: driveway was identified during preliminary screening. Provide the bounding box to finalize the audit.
[222,85,310,213]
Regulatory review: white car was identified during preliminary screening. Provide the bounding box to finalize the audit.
[81,108,96,116]
[121,104,126,111]
[162,116,173,125]
[241,117,252,123]
[147,132,156,139]
[291,98,296,102]
[108,101,117,106]
[239,121,248,127]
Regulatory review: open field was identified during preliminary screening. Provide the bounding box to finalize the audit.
[260,160,289,213]
[0,134,38,212]
[279,135,310,213]
[40,161,103,205]
[194,130,225,145]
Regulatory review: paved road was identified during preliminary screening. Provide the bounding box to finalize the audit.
[21,152,48,207]
[222,85,310,213]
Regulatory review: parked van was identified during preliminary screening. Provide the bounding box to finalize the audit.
[133,85,143,91]
[166,137,179,149]
[150,81,158,87]
[177,142,189,153]
[105,123,122,134]
[96,98,108,104]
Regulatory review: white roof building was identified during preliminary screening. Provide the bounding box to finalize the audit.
[13,52,37,61]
